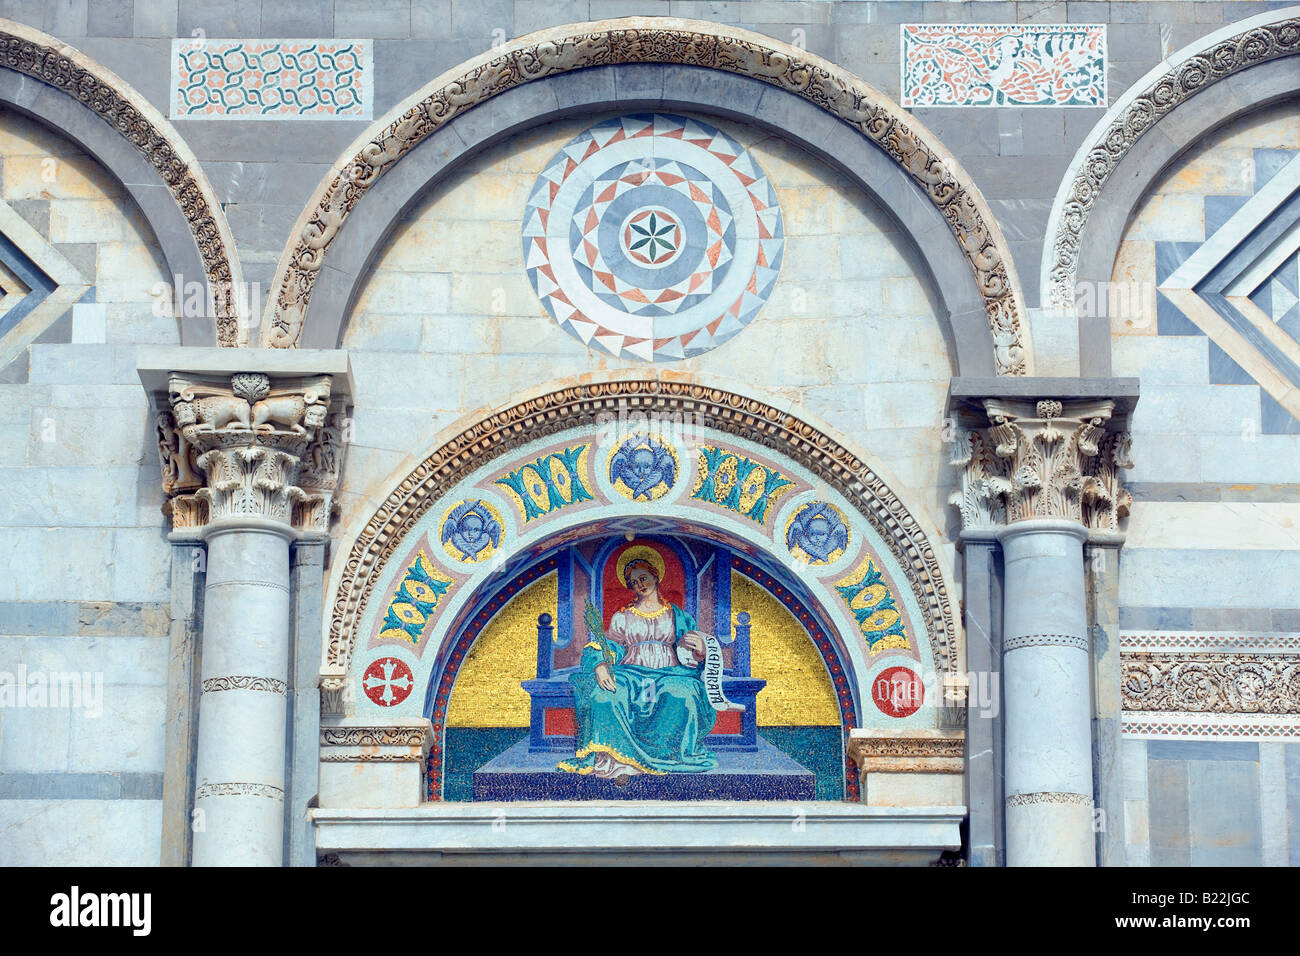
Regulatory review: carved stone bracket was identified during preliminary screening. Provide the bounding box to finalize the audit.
[848,729,966,774]
[151,369,346,537]
[847,728,966,809]
[948,391,1134,535]
[318,717,433,809]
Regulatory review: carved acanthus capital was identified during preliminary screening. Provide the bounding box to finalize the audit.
[153,370,344,535]
[948,422,1011,533]
[981,397,1114,524]
[1081,430,1134,533]
[949,382,1137,539]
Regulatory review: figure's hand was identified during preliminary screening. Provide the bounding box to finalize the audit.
[595,662,615,692]
[681,632,707,660]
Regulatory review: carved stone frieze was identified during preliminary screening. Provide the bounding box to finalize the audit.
[263,20,1029,374]
[847,729,966,774]
[153,371,344,536]
[319,722,433,762]
[1121,652,1300,715]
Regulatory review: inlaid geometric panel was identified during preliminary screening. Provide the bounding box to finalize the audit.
[522,114,784,362]
[170,39,372,119]
[901,24,1106,107]
[1156,149,1300,434]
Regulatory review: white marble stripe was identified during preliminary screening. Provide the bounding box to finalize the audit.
[1223,217,1300,297]
[1163,153,1300,291]
[1260,742,1289,867]
[1125,502,1300,551]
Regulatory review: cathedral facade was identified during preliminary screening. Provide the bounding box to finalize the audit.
[0,0,1297,866]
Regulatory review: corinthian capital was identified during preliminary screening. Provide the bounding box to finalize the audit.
[982,397,1113,524]
[948,379,1138,535]
[151,369,345,536]
[948,422,1011,534]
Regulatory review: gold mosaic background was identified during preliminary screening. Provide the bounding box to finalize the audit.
[445,568,840,727]
[733,571,839,725]
[447,573,557,727]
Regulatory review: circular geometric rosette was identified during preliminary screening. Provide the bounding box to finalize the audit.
[522,113,784,361]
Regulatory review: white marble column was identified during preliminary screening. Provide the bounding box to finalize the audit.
[951,395,1133,867]
[193,521,294,866]
[986,397,1117,867]
[143,354,349,866]
[998,518,1094,866]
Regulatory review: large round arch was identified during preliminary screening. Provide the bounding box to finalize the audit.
[1041,9,1300,375]
[264,17,1032,377]
[0,18,245,346]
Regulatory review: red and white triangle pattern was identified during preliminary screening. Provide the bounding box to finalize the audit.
[521,113,785,363]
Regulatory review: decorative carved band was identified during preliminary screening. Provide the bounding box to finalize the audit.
[1121,652,1300,715]
[201,675,287,695]
[0,21,242,344]
[1047,15,1300,309]
[195,782,284,800]
[950,398,1130,531]
[327,380,959,683]
[264,19,1028,375]
[1122,713,1300,740]
[320,726,430,748]
[1006,791,1093,808]
[1005,633,1090,652]
[205,580,291,593]
[1121,632,1300,652]
[320,752,425,763]
[849,736,965,760]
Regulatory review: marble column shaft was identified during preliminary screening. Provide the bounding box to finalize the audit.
[192,524,293,866]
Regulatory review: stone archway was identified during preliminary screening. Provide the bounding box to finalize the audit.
[323,376,961,705]
[0,19,245,345]
[1041,9,1300,375]
[262,17,1033,376]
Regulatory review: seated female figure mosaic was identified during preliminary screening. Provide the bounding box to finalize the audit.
[559,547,719,780]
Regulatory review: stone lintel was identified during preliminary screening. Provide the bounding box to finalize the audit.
[136,346,355,401]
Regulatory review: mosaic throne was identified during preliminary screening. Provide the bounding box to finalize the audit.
[471,538,818,801]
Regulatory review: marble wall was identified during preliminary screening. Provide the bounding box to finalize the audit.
[1109,98,1300,867]
[0,108,173,866]
[337,111,959,580]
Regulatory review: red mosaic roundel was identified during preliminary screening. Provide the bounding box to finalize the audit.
[363,657,414,707]
[872,666,924,718]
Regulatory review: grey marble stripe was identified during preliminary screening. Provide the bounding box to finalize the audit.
[0,772,163,800]
[1147,740,1259,761]
[0,601,171,636]
[1119,606,1300,631]
[1127,482,1300,503]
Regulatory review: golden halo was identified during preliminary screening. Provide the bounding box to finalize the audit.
[616,544,666,587]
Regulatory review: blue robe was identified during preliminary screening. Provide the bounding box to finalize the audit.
[558,605,717,775]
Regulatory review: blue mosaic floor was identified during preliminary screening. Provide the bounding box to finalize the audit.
[472,734,816,801]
